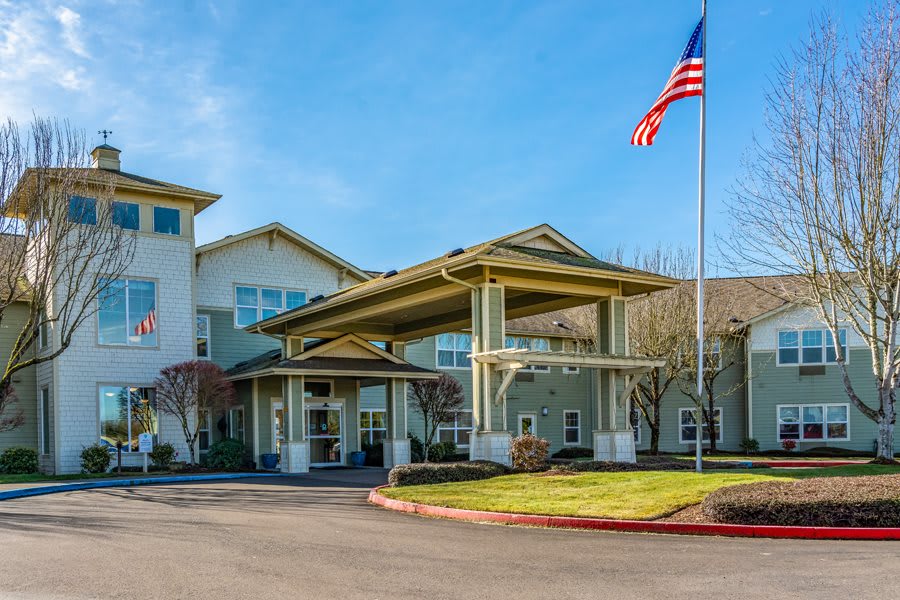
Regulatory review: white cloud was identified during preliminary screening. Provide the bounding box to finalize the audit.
[55,6,89,58]
[759,8,773,17]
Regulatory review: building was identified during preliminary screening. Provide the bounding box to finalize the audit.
[0,145,891,474]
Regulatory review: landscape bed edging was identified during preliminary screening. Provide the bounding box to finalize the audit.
[368,486,900,540]
[0,472,294,501]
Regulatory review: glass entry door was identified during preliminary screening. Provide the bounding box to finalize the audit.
[306,404,343,466]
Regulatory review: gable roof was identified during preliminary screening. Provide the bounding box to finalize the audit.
[248,224,676,334]
[195,222,371,282]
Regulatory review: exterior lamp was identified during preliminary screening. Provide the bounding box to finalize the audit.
[541,407,549,417]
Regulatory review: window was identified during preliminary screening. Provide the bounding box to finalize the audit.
[40,387,50,455]
[563,410,581,445]
[562,340,580,374]
[679,407,722,444]
[99,386,157,451]
[228,407,245,441]
[710,337,723,369]
[38,311,49,350]
[112,201,140,230]
[234,286,308,327]
[153,206,180,235]
[304,380,333,398]
[360,410,387,446]
[778,328,847,365]
[630,405,642,444]
[505,336,550,371]
[98,278,157,347]
[438,410,472,448]
[196,315,210,359]
[198,409,211,452]
[437,333,472,368]
[778,404,849,441]
[68,196,96,225]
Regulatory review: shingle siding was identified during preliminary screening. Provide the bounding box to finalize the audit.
[0,302,37,453]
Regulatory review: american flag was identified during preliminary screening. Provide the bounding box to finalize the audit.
[134,306,156,336]
[631,18,704,146]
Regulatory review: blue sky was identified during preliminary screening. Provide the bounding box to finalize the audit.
[0,0,864,272]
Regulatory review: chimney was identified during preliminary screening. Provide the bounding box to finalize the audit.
[90,144,121,171]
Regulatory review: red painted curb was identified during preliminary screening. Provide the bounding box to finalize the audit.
[368,486,900,540]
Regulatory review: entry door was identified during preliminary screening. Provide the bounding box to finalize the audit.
[306,404,343,467]
[272,401,284,455]
[518,413,536,437]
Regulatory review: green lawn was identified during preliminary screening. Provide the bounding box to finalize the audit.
[659,454,872,462]
[381,465,900,521]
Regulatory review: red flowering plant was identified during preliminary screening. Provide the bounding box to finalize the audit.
[781,439,797,452]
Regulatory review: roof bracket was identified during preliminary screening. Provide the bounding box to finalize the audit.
[494,367,519,406]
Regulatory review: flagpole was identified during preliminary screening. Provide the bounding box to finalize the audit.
[695,0,707,474]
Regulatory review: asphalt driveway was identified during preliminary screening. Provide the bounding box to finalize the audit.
[0,468,897,600]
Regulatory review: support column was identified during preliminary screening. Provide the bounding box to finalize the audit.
[592,297,636,463]
[281,374,309,473]
[469,283,511,466]
[383,376,410,468]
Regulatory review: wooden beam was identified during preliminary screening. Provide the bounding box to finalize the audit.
[494,368,519,406]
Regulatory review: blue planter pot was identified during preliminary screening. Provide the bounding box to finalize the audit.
[350,451,366,467]
[261,453,279,469]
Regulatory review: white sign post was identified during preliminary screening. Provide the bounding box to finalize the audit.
[138,433,153,473]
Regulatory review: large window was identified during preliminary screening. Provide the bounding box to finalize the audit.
[40,387,50,455]
[505,336,550,371]
[228,407,245,441]
[98,278,157,347]
[778,404,849,441]
[679,407,722,444]
[359,410,387,446]
[112,201,140,230]
[234,286,307,327]
[153,206,181,235]
[438,410,472,448]
[99,386,157,451]
[778,328,847,365]
[196,315,210,359]
[563,410,581,445]
[436,333,472,368]
[68,195,96,225]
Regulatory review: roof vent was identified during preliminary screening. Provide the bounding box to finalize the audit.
[90,144,121,171]
[383,269,398,278]
[308,294,325,303]
[446,248,464,258]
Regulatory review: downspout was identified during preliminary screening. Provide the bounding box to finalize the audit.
[440,268,477,290]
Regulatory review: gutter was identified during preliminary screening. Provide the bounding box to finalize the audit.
[440,268,478,290]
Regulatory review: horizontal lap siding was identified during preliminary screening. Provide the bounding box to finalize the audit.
[203,308,279,370]
[0,303,37,452]
[750,348,887,452]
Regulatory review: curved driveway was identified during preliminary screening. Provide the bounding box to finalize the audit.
[0,469,897,600]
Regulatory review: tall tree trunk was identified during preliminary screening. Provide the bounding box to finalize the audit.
[649,408,661,455]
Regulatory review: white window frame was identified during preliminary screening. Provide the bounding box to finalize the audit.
[517,412,537,437]
[196,314,210,359]
[97,278,159,348]
[198,409,212,453]
[359,409,387,446]
[435,333,472,370]
[233,285,308,328]
[38,310,50,351]
[505,336,551,372]
[678,407,723,444]
[777,328,848,366]
[630,406,642,445]
[563,410,581,445]
[437,410,473,448]
[776,403,850,442]
[710,337,723,369]
[39,386,50,455]
[562,340,580,374]
[228,406,245,441]
[98,384,157,452]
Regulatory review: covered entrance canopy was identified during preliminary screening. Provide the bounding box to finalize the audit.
[248,225,677,466]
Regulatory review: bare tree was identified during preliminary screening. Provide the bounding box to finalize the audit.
[154,361,236,465]
[566,245,695,454]
[410,373,464,462]
[676,288,746,453]
[0,117,136,431]
[723,3,900,462]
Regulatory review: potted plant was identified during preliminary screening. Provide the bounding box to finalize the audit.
[350,450,366,467]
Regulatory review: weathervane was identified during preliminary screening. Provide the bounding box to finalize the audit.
[98,129,112,143]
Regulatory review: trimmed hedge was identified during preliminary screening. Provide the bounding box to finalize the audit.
[702,474,900,527]
[551,447,594,459]
[557,456,741,473]
[0,447,39,474]
[388,460,510,487]
[206,438,246,471]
